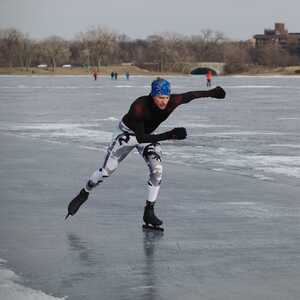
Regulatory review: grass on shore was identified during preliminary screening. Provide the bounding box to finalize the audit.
[0,65,156,76]
[224,64,300,76]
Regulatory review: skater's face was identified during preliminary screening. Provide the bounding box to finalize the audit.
[152,95,170,110]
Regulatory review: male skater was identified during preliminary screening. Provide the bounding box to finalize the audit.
[66,78,226,229]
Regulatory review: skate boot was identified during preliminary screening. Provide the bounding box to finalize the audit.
[143,201,164,231]
[65,188,89,219]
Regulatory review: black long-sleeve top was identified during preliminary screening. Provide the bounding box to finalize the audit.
[122,90,212,143]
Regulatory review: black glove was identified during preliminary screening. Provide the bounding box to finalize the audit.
[169,127,187,140]
[210,86,226,99]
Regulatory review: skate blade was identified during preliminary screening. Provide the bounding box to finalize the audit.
[143,224,164,232]
[65,213,71,220]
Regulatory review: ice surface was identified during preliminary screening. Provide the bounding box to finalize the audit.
[1,75,300,300]
[0,259,66,300]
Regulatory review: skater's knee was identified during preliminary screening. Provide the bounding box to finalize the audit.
[150,165,163,186]
[103,158,119,176]
[101,166,115,177]
[154,164,163,176]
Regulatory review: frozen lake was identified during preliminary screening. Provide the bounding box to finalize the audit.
[1,75,300,299]
[1,74,300,183]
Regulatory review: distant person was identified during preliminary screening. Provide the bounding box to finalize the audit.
[111,72,115,80]
[125,72,130,80]
[66,78,226,230]
[93,70,98,81]
[115,72,118,80]
[206,70,213,87]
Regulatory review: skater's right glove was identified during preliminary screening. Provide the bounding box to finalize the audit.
[210,86,226,99]
[168,127,187,140]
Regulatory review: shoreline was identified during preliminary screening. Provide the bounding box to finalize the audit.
[0,66,175,76]
[232,66,300,76]
[1,65,300,76]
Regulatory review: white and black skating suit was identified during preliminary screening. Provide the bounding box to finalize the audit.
[86,90,214,202]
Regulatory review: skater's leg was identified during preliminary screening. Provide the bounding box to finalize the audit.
[66,131,137,218]
[85,132,136,192]
[137,143,163,227]
[138,143,163,202]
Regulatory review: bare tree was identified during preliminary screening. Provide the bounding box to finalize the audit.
[17,36,37,70]
[254,45,294,67]
[0,28,25,67]
[144,34,184,72]
[69,40,83,67]
[1,25,299,73]
[130,39,149,66]
[189,30,225,62]
[223,42,251,64]
[78,26,119,70]
[40,36,70,71]
[117,34,134,63]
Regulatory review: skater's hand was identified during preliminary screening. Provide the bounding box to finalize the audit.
[169,127,187,140]
[210,86,226,99]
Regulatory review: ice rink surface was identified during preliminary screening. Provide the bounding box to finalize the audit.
[1,75,300,300]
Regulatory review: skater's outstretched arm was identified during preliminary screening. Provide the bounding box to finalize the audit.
[173,86,226,104]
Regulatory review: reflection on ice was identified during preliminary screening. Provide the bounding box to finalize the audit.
[141,229,164,300]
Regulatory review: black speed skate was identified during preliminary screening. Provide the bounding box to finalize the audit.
[143,201,164,231]
[65,188,89,219]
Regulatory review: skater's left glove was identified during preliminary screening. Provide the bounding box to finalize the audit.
[210,86,226,99]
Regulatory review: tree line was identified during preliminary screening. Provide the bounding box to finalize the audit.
[0,26,299,73]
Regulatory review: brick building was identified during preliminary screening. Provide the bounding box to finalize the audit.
[254,23,300,55]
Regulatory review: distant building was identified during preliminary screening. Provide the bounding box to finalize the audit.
[254,23,300,54]
[245,38,256,48]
